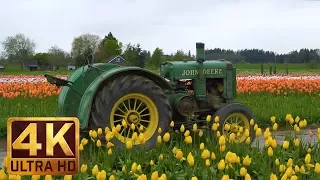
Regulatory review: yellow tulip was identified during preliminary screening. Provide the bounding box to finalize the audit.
[170,121,174,127]
[267,147,273,157]
[81,138,89,146]
[229,133,236,142]
[96,140,102,147]
[108,148,112,155]
[126,140,133,150]
[250,119,255,126]
[314,163,320,174]
[184,136,192,144]
[163,132,170,142]
[192,123,198,132]
[307,148,311,153]
[294,165,300,173]
[243,155,251,166]
[92,165,99,177]
[287,158,293,167]
[300,165,306,174]
[205,159,210,167]
[149,160,155,166]
[245,137,251,145]
[271,139,277,149]
[275,159,280,166]
[116,124,121,132]
[139,133,145,143]
[221,175,230,180]
[45,175,52,180]
[97,128,102,135]
[270,173,277,180]
[212,123,218,131]
[290,175,298,180]
[254,124,258,131]
[96,170,107,180]
[159,174,167,180]
[218,159,226,170]
[211,152,216,160]
[245,174,251,180]
[79,144,84,151]
[214,116,219,123]
[0,169,7,180]
[305,153,311,164]
[272,123,278,131]
[159,154,164,160]
[270,116,276,123]
[256,128,262,136]
[240,167,247,176]
[187,152,194,167]
[199,143,205,150]
[206,115,212,122]
[244,129,249,137]
[137,164,142,172]
[109,175,116,180]
[191,176,198,180]
[282,141,289,149]
[219,136,226,146]
[217,131,221,138]
[184,130,190,137]
[279,165,286,173]
[175,150,183,160]
[31,175,41,180]
[224,124,230,131]
[132,132,138,141]
[91,130,98,138]
[198,130,203,137]
[220,145,226,152]
[157,135,162,144]
[122,120,127,128]
[151,171,159,180]
[131,162,137,173]
[64,175,73,180]
[137,174,147,180]
[80,164,88,173]
[158,127,162,134]
[180,124,185,132]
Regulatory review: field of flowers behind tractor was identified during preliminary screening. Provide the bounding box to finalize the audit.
[0,74,320,179]
[1,74,320,137]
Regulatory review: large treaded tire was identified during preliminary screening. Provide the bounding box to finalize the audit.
[89,75,172,150]
[212,102,256,144]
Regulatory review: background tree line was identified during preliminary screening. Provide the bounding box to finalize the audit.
[0,32,319,70]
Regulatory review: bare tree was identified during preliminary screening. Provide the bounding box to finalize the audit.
[1,33,36,69]
[48,45,67,66]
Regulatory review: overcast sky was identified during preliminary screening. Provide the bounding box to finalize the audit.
[0,0,319,55]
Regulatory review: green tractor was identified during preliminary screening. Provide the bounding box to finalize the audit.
[45,42,256,149]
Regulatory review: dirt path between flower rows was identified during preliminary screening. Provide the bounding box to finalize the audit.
[0,127,319,169]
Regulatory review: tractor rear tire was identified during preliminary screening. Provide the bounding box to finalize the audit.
[89,75,172,150]
[212,102,256,144]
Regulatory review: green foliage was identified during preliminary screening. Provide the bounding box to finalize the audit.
[122,43,142,67]
[103,39,123,61]
[150,47,164,69]
[33,53,49,65]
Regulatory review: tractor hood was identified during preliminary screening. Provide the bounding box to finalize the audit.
[160,59,233,80]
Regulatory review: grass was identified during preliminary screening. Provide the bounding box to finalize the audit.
[0,94,320,138]
[1,63,320,76]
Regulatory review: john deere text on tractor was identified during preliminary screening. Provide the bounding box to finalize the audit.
[45,42,256,150]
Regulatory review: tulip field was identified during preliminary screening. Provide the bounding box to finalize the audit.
[0,73,320,179]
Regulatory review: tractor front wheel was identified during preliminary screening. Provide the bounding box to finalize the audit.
[212,102,256,144]
[89,75,172,150]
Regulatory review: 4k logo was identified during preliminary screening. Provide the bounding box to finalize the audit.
[7,117,79,175]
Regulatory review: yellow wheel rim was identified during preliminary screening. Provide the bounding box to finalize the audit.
[223,113,250,143]
[110,93,158,145]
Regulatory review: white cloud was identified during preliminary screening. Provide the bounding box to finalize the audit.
[0,0,319,55]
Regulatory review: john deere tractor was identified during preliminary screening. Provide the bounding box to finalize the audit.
[45,42,256,149]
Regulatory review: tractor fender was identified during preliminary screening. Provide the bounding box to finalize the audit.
[78,66,173,129]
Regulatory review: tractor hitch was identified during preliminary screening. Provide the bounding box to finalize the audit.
[44,74,73,87]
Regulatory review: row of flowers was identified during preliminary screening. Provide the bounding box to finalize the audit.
[1,74,320,98]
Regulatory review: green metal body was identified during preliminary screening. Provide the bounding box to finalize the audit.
[56,63,172,129]
[52,42,237,130]
[160,60,236,101]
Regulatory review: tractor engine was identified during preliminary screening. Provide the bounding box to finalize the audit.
[160,43,237,119]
